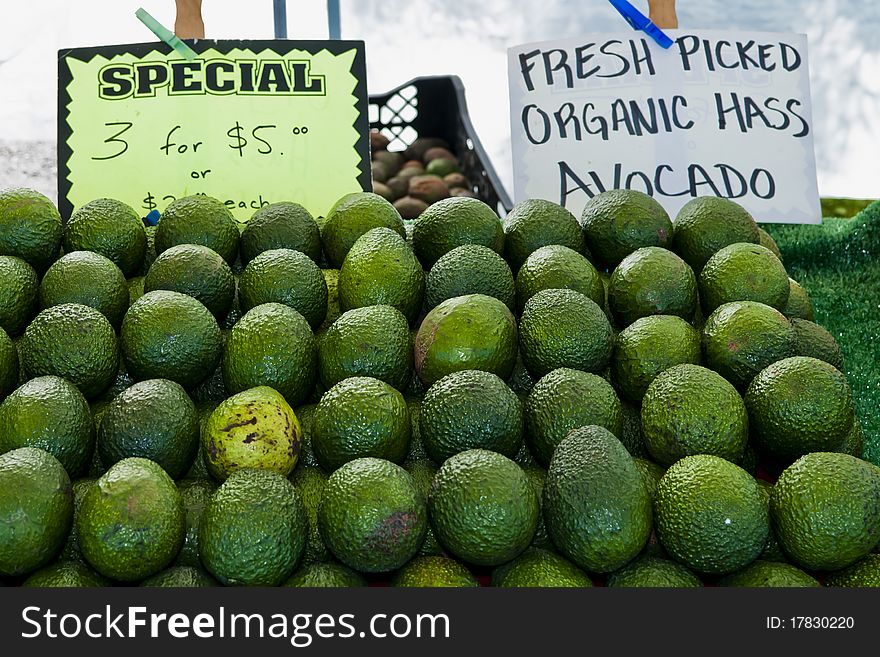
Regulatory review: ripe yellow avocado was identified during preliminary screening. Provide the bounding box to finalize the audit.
[202,386,301,480]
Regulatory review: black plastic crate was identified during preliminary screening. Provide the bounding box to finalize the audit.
[369,75,513,215]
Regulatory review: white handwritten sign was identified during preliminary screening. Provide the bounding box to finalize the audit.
[508,30,821,224]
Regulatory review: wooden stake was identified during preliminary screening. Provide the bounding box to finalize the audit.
[648,0,678,29]
[175,0,205,38]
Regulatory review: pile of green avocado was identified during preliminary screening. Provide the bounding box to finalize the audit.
[0,162,877,588]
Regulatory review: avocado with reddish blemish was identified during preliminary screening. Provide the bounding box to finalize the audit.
[77,457,185,581]
[702,301,797,389]
[318,457,427,573]
[415,294,517,385]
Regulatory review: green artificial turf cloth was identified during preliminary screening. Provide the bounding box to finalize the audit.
[763,201,880,465]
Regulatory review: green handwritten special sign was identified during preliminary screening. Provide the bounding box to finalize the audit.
[58,40,370,221]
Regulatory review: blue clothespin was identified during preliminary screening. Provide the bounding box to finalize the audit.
[144,209,160,226]
[608,0,674,49]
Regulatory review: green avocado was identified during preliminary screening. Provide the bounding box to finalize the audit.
[701,301,797,389]
[783,278,814,320]
[0,188,63,272]
[429,449,538,567]
[77,457,184,581]
[403,458,443,557]
[580,189,673,269]
[40,251,129,329]
[543,426,652,573]
[746,356,853,463]
[654,454,768,575]
[144,244,235,320]
[98,379,199,479]
[503,199,585,271]
[121,290,221,391]
[141,565,217,587]
[312,377,410,472]
[238,248,328,330]
[771,452,880,571]
[719,560,819,587]
[0,255,39,336]
[241,201,322,265]
[64,198,146,277]
[607,555,702,587]
[0,447,73,577]
[20,303,119,399]
[641,364,748,466]
[426,244,515,311]
[672,196,760,273]
[202,386,302,481]
[318,305,412,391]
[492,548,593,588]
[411,197,504,269]
[699,242,790,315]
[175,478,218,568]
[525,368,623,466]
[223,302,317,407]
[318,457,427,572]
[23,561,109,587]
[0,375,95,477]
[321,192,406,268]
[284,562,366,587]
[608,247,698,328]
[415,294,517,385]
[611,315,701,403]
[155,195,240,265]
[791,318,843,370]
[199,468,307,586]
[519,288,613,378]
[393,556,479,587]
[288,465,331,565]
[338,228,425,324]
[515,244,604,314]
[419,369,522,463]
[826,555,880,587]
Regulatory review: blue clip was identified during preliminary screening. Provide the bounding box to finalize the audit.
[144,209,160,226]
[608,0,674,49]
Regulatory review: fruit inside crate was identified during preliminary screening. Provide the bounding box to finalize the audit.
[368,75,513,216]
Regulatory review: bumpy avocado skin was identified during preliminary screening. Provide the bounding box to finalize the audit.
[543,426,652,573]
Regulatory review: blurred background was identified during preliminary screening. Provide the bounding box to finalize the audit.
[1,0,877,202]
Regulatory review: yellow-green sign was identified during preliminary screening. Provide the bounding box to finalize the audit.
[58,40,370,221]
